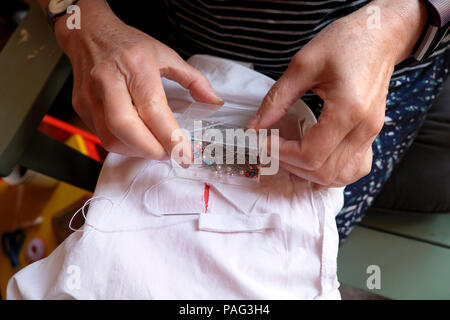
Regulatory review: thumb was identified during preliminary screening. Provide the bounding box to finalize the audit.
[247,54,317,129]
[162,56,224,105]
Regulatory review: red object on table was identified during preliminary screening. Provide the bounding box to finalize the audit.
[38,115,106,162]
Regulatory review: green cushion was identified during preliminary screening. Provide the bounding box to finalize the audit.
[338,226,450,299]
[371,77,450,214]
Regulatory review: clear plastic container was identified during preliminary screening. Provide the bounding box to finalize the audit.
[171,99,317,186]
[172,102,261,186]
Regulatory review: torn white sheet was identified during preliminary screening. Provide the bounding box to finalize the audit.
[7,55,344,300]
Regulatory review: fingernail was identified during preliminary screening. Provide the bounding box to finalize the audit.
[211,92,224,105]
[247,113,260,129]
[216,97,225,106]
[181,141,192,168]
[181,156,191,168]
[179,151,192,169]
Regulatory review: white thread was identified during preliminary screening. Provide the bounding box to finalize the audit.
[68,161,201,234]
[68,195,200,234]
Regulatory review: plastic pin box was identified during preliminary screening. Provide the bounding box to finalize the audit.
[172,102,261,186]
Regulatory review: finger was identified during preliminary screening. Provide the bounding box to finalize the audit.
[88,99,146,157]
[93,123,145,157]
[267,97,379,186]
[71,84,96,133]
[313,140,372,187]
[324,96,384,184]
[280,157,347,187]
[126,62,191,164]
[279,161,323,184]
[72,99,95,134]
[279,125,375,187]
[262,63,385,172]
[310,145,373,189]
[312,183,345,189]
[333,144,373,186]
[280,96,370,172]
[247,52,318,129]
[92,64,167,159]
[72,87,138,156]
[161,55,224,105]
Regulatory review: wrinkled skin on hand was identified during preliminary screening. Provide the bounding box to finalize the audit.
[248,0,427,188]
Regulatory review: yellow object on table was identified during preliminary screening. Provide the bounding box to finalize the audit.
[0,134,92,298]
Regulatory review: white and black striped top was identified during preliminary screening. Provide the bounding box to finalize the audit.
[161,0,449,80]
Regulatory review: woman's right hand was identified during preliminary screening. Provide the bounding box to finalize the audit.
[54,0,223,160]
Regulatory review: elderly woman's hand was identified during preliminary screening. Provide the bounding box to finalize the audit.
[54,0,222,161]
[248,0,428,187]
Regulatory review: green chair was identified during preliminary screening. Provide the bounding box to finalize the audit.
[0,3,101,192]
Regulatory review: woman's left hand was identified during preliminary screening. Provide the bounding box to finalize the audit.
[247,0,428,188]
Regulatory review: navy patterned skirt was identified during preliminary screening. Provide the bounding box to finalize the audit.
[335,50,450,241]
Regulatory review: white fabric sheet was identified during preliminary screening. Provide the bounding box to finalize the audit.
[7,55,344,300]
